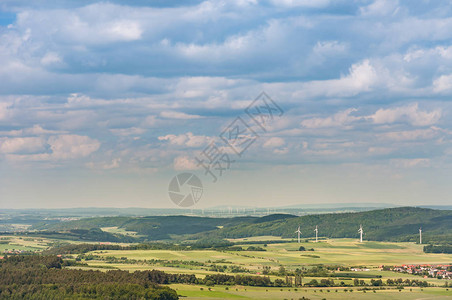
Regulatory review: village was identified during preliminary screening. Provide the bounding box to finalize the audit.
[389,264,452,280]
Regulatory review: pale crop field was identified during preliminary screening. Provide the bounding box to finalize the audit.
[90,238,452,267]
[80,238,452,296]
[170,284,452,300]
[0,235,52,252]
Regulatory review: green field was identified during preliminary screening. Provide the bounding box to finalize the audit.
[171,284,452,300]
[87,238,452,268]
[62,238,452,299]
[2,234,452,299]
[3,235,451,298]
[0,234,131,252]
[0,236,53,252]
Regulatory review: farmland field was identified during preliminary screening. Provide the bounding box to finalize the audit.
[0,235,54,252]
[66,238,452,299]
[171,284,452,300]
[86,238,452,268]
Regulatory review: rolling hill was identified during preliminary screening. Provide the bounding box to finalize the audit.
[207,207,452,243]
[32,215,258,240]
[29,207,452,243]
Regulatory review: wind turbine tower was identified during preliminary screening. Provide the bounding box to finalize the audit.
[419,227,422,244]
[295,226,301,243]
[358,225,363,243]
[314,225,318,243]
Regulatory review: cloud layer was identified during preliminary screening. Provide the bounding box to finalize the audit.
[0,0,451,207]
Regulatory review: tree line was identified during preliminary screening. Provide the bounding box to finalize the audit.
[0,255,178,299]
[423,244,452,254]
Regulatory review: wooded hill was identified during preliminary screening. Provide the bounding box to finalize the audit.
[30,207,451,243]
[31,215,258,241]
[207,207,452,243]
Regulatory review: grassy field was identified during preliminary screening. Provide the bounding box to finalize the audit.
[70,238,452,299]
[101,226,143,237]
[4,236,451,299]
[0,235,131,252]
[88,238,452,268]
[170,284,452,300]
[0,235,53,252]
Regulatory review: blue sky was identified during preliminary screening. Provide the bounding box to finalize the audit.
[0,0,451,208]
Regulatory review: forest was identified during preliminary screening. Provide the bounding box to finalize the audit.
[423,244,452,254]
[26,207,452,244]
[0,255,178,299]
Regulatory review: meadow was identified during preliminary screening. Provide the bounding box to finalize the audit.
[86,238,452,269]
[0,235,52,252]
[67,238,452,299]
[2,235,451,298]
[170,284,452,300]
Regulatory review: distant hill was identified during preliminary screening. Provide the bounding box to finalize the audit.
[206,207,452,243]
[9,203,451,219]
[32,215,259,240]
[30,207,452,244]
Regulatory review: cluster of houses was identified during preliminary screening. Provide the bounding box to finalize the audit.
[390,264,452,280]
[1,249,34,256]
[350,267,370,272]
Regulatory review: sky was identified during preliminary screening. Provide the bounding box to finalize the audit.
[0,0,451,209]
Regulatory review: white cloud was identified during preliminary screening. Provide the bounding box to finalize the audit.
[176,32,252,59]
[0,125,66,137]
[87,158,121,170]
[16,5,143,45]
[173,16,311,67]
[66,93,92,106]
[313,40,348,56]
[160,111,203,119]
[0,0,452,207]
[368,103,441,126]
[263,137,285,148]
[401,45,452,63]
[143,115,157,127]
[301,108,361,128]
[173,155,198,170]
[110,127,146,137]
[0,102,11,120]
[48,135,100,160]
[377,128,439,141]
[433,74,452,93]
[2,134,99,161]
[273,147,289,155]
[40,52,62,66]
[403,49,425,62]
[296,60,378,98]
[391,158,430,168]
[158,132,210,148]
[107,20,142,41]
[0,137,46,154]
[368,147,394,155]
[360,0,400,16]
[269,0,330,8]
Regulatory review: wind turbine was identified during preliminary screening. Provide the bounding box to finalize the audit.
[295,226,301,243]
[358,225,363,243]
[419,227,422,244]
[314,225,318,243]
